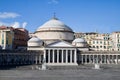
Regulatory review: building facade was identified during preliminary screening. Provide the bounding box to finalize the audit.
[0,26,29,50]
[75,32,119,51]
[0,26,14,50]
[27,16,120,66]
[111,32,120,51]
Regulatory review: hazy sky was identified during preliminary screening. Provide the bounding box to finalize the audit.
[0,0,120,33]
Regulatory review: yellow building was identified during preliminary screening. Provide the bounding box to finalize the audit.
[0,27,14,50]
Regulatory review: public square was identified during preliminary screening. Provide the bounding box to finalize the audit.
[0,64,120,80]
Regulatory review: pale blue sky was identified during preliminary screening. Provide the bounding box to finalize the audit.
[0,0,120,33]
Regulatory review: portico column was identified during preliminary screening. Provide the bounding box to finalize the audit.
[100,55,102,64]
[96,55,98,64]
[103,55,106,64]
[108,55,110,64]
[52,50,54,63]
[39,55,41,64]
[112,55,114,64]
[70,50,72,63]
[81,55,83,64]
[57,50,59,63]
[66,50,68,63]
[93,55,95,64]
[116,55,118,64]
[62,50,63,63]
[74,49,76,63]
[89,55,91,64]
[48,49,50,63]
[35,55,37,64]
[85,55,87,64]
[44,49,46,63]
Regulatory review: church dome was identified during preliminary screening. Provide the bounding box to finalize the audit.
[35,17,74,44]
[73,38,86,43]
[28,37,43,47]
[72,38,88,47]
[37,18,72,31]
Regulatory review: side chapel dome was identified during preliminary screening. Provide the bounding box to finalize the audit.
[72,38,88,47]
[28,37,43,47]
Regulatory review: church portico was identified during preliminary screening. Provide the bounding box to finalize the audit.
[44,47,77,66]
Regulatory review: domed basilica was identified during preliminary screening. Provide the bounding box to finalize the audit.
[28,16,89,66]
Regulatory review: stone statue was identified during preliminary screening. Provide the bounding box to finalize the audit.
[41,58,46,70]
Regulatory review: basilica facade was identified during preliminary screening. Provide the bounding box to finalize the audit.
[27,16,120,66]
[27,16,89,66]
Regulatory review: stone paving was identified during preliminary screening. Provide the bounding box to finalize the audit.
[0,64,120,80]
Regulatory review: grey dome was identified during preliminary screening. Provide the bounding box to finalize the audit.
[36,18,73,31]
[28,37,43,47]
[35,17,74,44]
[73,38,86,43]
[28,37,41,42]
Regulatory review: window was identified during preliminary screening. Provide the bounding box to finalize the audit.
[96,46,99,48]
[117,34,119,38]
[117,44,120,48]
[97,41,98,44]
[104,42,106,45]
[118,39,119,43]
[104,46,106,49]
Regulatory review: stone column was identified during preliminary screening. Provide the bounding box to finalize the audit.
[81,55,83,64]
[101,54,103,64]
[116,55,118,64]
[57,50,59,63]
[108,55,110,64]
[44,49,46,63]
[39,55,41,64]
[74,49,76,63]
[66,50,68,63]
[112,55,114,64]
[62,50,63,63]
[48,49,50,63]
[35,56,37,64]
[104,55,107,64]
[85,55,87,64]
[97,55,98,64]
[93,55,95,64]
[52,50,54,63]
[89,55,91,64]
[70,50,72,63]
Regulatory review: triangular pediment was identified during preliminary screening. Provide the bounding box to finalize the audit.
[47,41,74,47]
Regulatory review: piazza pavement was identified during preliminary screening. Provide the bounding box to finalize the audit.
[0,64,120,80]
